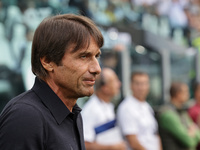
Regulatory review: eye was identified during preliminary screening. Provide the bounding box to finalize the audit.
[81,55,87,59]
[96,53,101,59]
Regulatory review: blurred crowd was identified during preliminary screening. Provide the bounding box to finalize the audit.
[0,0,200,70]
[0,0,200,47]
[81,68,200,150]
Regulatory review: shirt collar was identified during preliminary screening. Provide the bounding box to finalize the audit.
[168,101,188,112]
[131,95,146,104]
[32,77,82,125]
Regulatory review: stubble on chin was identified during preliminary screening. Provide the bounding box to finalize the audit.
[86,87,95,97]
[78,86,94,98]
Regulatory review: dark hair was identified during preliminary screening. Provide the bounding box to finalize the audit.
[170,82,186,98]
[31,14,104,79]
[131,71,149,82]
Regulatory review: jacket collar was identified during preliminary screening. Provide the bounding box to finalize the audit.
[32,77,82,125]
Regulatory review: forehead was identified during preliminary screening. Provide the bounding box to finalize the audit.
[181,84,188,90]
[132,74,149,81]
[105,70,117,81]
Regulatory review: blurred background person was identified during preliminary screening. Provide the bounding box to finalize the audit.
[81,67,126,150]
[189,82,200,126]
[158,82,200,150]
[167,0,191,46]
[117,71,162,150]
[189,82,200,150]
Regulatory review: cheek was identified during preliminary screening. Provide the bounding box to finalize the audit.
[73,66,89,85]
[64,62,82,77]
[182,94,188,101]
[196,91,200,97]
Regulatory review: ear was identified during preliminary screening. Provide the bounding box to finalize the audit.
[40,57,54,72]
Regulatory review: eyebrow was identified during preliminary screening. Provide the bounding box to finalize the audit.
[79,49,101,55]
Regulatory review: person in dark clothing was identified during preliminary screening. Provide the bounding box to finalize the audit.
[0,14,104,150]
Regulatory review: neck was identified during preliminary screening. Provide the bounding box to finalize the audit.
[171,98,183,108]
[133,95,145,102]
[60,98,77,112]
[44,78,77,112]
[96,92,111,103]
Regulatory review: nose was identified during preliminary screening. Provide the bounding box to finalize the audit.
[89,58,101,75]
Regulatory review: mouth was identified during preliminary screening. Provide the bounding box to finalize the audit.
[83,79,95,86]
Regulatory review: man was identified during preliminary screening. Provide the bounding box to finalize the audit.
[0,14,104,150]
[117,71,162,150]
[189,82,200,150]
[82,68,126,150]
[158,82,200,150]
[189,82,200,126]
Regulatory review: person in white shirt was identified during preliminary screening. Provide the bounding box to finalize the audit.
[82,67,126,150]
[117,71,162,150]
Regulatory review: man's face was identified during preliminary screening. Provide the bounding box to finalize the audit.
[105,70,121,98]
[177,84,189,104]
[131,74,149,101]
[195,85,200,102]
[50,37,101,99]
